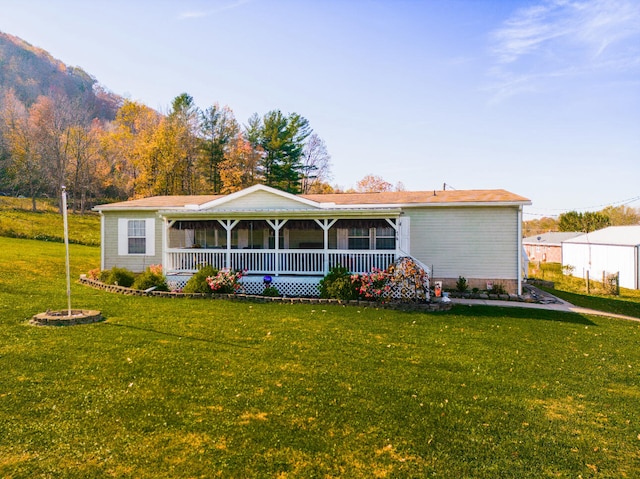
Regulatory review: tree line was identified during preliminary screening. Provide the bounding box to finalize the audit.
[0,91,333,212]
[523,205,639,236]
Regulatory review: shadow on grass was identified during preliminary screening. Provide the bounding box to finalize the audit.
[449,304,597,325]
[104,322,259,349]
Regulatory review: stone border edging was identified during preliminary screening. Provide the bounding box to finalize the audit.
[78,277,452,312]
[31,309,103,326]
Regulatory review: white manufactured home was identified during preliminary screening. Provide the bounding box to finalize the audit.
[93,184,531,296]
[562,225,640,290]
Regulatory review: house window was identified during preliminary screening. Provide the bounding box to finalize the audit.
[348,227,370,249]
[375,226,396,250]
[128,220,147,254]
[118,217,155,256]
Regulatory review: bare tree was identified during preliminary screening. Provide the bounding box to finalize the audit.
[300,133,332,194]
[30,94,90,211]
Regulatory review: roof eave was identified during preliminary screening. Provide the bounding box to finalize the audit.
[327,201,531,208]
[158,208,403,220]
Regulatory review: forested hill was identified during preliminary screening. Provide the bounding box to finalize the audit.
[0,31,121,120]
[0,32,333,212]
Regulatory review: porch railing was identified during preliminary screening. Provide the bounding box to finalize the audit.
[166,248,397,275]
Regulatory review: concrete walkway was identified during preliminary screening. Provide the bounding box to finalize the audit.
[449,285,640,323]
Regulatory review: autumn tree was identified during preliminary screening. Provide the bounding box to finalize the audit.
[65,119,108,213]
[355,174,393,193]
[599,205,639,226]
[0,89,44,210]
[163,93,200,195]
[101,100,162,198]
[219,133,261,193]
[522,216,559,237]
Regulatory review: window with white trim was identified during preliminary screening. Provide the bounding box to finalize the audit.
[118,217,155,256]
[128,220,147,254]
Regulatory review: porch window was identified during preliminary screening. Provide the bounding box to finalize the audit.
[348,227,370,249]
[268,229,285,249]
[127,220,147,254]
[375,226,396,250]
[195,228,226,248]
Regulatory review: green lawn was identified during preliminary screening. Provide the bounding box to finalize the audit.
[530,262,640,319]
[1,238,639,478]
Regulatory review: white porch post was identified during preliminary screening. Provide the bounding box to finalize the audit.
[163,218,174,272]
[267,219,288,276]
[385,218,399,261]
[218,219,239,270]
[315,219,338,275]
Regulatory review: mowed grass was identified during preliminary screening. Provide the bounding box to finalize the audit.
[0,196,100,246]
[530,262,640,319]
[1,238,640,478]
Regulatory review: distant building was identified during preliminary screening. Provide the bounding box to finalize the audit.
[562,226,640,290]
[523,232,582,263]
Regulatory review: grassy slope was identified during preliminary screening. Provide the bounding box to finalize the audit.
[0,196,100,246]
[530,262,640,318]
[1,237,639,478]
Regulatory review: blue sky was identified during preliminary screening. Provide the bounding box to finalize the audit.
[1,0,639,218]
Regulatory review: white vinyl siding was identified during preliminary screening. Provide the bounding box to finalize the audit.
[405,206,519,280]
[215,189,317,211]
[104,214,161,272]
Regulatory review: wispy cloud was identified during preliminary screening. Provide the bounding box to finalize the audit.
[178,0,252,20]
[487,0,640,100]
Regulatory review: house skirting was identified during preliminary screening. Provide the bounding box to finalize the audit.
[167,273,323,297]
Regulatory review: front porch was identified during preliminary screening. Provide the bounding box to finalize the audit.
[163,216,407,275]
[165,248,398,276]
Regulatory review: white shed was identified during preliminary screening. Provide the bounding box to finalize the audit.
[562,226,640,290]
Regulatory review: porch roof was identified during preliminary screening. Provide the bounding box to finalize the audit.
[160,208,403,221]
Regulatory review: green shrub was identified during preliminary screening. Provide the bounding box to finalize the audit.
[132,269,169,292]
[262,285,280,297]
[319,265,358,300]
[455,276,468,292]
[99,266,135,288]
[491,283,508,295]
[183,265,219,294]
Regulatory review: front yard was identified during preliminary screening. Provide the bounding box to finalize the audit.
[1,237,639,478]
